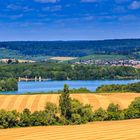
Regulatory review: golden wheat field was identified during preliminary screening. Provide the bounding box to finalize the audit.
[0,119,140,140]
[0,93,140,112]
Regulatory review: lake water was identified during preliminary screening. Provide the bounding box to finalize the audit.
[1,79,140,94]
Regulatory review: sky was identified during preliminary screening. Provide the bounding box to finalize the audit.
[0,0,140,41]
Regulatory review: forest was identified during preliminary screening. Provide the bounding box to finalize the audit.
[0,39,140,58]
[0,63,140,80]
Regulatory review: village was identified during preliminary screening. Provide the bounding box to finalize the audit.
[74,59,140,68]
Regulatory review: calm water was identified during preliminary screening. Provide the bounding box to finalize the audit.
[1,80,140,94]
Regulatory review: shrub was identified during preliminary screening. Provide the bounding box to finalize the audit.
[45,102,58,116]
[31,111,50,126]
[0,110,19,128]
[19,108,32,127]
[80,104,94,123]
[93,108,108,121]
[124,97,140,119]
[71,113,82,124]
[107,103,122,120]
[129,97,140,111]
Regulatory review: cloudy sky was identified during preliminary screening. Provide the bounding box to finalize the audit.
[0,0,140,40]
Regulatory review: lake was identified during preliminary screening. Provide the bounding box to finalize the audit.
[2,79,140,94]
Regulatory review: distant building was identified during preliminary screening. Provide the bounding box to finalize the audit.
[0,59,36,64]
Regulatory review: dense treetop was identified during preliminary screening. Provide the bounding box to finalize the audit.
[0,39,140,57]
[0,63,140,80]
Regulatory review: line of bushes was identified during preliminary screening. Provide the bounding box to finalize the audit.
[96,82,140,93]
[24,88,92,95]
[0,85,140,129]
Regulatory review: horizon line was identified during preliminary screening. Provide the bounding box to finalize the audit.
[0,38,140,42]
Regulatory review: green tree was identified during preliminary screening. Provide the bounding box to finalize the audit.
[59,84,71,119]
[19,108,32,127]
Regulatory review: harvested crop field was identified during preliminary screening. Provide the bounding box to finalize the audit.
[0,119,140,140]
[50,57,77,61]
[0,93,139,112]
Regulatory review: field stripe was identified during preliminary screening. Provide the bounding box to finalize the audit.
[71,94,83,104]
[37,95,51,110]
[87,94,101,110]
[6,95,19,111]
[0,95,7,108]
[31,95,42,112]
[18,95,30,112]
[1,95,14,110]
[94,94,111,110]
[81,94,90,105]
[107,96,125,109]
[13,95,24,111]
[50,94,59,105]
[25,95,37,111]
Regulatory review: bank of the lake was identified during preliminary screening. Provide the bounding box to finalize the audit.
[1,79,140,94]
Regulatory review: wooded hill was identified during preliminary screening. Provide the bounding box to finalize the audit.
[0,39,140,58]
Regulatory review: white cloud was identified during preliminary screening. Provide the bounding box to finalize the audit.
[129,1,140,10]
[34,0,59,3]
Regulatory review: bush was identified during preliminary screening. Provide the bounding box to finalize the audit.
[71,113,82,124]
[107,103,123,120]
[19,108,32,127]
[129,97,140,111]
[93,108,108,121]
[45,102,58,116]
[124,97,140,119]
[80,104,94,123]
[0,110,19,128]
[31,111,50,126]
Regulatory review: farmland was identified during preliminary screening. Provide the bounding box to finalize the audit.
[0,119,140,140]
[50,57,77,61]
[0,93,139,112]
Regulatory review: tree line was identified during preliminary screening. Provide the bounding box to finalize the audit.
[0,85,140,129]
[1,39,140,57]
[0,78,17,92]
[0,63,140,80]
[96,82,140,93]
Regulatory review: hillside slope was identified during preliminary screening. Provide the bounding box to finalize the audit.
[0,119,140,140]
[0,39,140,57]
[0,93,139,112]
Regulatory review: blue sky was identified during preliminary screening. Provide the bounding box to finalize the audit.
[0,0,140,40]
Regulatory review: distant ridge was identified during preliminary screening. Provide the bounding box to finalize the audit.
[0,39,140,58]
